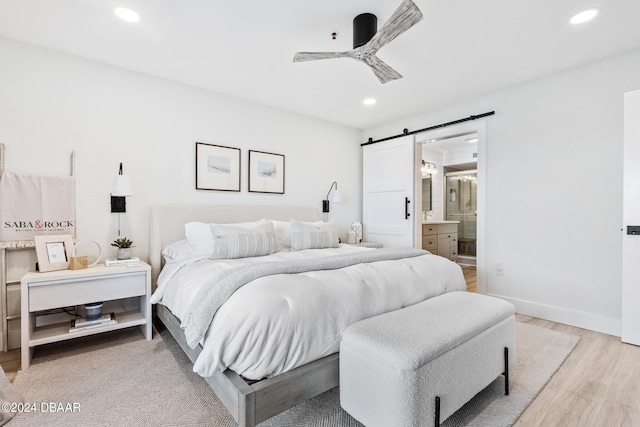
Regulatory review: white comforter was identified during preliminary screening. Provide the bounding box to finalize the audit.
[151,245,466,380]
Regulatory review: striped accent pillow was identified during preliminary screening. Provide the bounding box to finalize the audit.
[209,219,277,259]
[290,220,339,251]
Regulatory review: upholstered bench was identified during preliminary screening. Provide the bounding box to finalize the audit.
[340,291,516,426]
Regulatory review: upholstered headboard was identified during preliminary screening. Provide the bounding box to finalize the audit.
[149,205,322,283]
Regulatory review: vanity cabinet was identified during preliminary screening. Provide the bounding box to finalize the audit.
[422,223,458,262]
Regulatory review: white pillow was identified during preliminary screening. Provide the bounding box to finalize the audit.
[184,220,266,256]
[271,220,292,251]
[161,239,192,263]
[210,219,278,259]
[184,222,214,255]
[290,220,339,250]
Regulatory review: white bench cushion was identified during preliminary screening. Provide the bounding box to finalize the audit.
[342,291,514,370]
[340,291,516,426]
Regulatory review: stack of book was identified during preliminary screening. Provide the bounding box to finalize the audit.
[69,313,117,333]
[105,257,140,267]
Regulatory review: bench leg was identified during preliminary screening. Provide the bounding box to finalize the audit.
[434,347,509,426]
[504,346,509,395]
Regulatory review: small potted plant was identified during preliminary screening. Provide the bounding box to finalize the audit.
[111,237,134,260]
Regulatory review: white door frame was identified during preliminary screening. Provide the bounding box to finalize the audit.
[622,90,640,345]
[414,120,487,294]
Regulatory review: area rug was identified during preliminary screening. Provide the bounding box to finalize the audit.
[10,321,579,426]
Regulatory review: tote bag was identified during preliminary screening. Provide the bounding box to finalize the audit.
[0,171,75,242]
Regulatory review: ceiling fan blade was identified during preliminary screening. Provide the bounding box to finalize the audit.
[293,51,356,62]
[292,0,421,83]
[363,55,403,84]
[365,0,423,54]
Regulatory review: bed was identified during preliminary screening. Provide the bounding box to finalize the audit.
[149,204,466,426]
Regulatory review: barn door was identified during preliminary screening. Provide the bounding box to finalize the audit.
[362,136,418,248]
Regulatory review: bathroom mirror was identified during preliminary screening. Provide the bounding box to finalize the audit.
[422,177,432,212]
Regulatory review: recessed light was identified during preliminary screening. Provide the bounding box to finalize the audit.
[465,138,479,143]
[114,7,140,23]
[570,8,599,25]
[363,98,377,106]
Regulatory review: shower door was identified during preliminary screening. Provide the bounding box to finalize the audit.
[445,171,477,257]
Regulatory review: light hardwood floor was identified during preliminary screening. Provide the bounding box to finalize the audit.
[2,267,639,426]
[0,347,19,382]
[515,314,640,426]
[462,266,640,426]
[461,265,477,292]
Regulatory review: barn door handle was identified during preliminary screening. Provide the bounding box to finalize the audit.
[405,197,411,219]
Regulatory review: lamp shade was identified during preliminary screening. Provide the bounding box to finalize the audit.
[112,175,133,197]
[330,189,341,203]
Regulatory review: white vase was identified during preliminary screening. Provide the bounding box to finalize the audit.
[116,248,131,260]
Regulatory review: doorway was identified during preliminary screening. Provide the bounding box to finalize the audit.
[415,120,487,294]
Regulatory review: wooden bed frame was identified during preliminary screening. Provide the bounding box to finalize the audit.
[149,205,339,426]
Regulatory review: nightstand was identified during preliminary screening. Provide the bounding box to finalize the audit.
[21,261,152,369]
[344,242,383,248]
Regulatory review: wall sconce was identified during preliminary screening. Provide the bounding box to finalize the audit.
[111,163,133,236]
[322,181,342,213]
[111,162,133,213]
[421,160,437,177]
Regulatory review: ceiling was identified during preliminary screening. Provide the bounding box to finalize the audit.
[420,132,477,152]
[1,0,639,130]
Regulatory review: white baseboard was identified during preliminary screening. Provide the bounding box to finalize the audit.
[487,293,621,337]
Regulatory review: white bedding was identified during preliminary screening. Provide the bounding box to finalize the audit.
[151,244,466,380]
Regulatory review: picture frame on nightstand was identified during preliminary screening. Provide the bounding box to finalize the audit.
[34,234,74,272]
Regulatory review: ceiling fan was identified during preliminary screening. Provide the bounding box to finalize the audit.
[293,0,423,84]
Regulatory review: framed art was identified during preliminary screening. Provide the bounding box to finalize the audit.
[196,142,241,192]
[248,150,285,194]
[34,234,74,272]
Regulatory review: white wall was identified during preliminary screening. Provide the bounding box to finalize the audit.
[366,48,640,336]
[0,37,363,263]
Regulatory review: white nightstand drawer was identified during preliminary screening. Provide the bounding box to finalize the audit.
[29,272,146,311]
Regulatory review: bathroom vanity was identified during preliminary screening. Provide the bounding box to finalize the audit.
[422,221,459,261]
